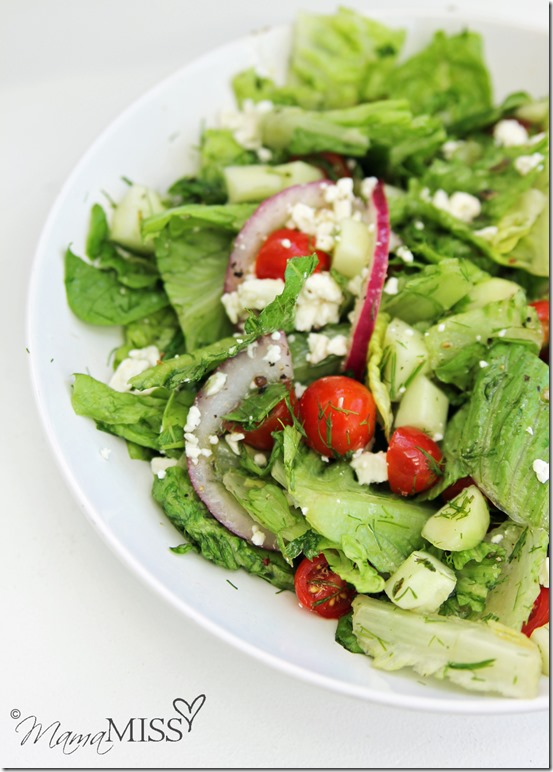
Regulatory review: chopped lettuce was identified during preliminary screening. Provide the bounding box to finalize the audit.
[436,343,549,530]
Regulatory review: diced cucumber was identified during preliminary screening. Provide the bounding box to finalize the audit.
[384,550,456,613]
[422,485,490,551]
[531,624,549,675]
[110,184,165,254]
[223,161,323,203]
[332,218,375,279]
[382,318,429,401]
[394,373,449,440]
[515,98,549,126]
[351,594,542,698]
[462,278,520,311]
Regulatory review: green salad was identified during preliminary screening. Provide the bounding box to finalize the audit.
[65,8,550,698]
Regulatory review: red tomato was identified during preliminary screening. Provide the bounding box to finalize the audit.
[441,476,475,503]
[255,228,331,281]
[294,554,356,619]
[299,376,377,457]
[230,389,298,451]
[530,299,549,346]
[522,586,549,637]
[291,152,353,180]
[387,426,444,497]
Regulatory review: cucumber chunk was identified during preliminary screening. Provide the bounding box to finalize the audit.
[422,485,490,551]
[394,373,449,441]
[462,278,520,311]
[382,318,429,401]
[223,161,323,203]
[332,218,375,279]
[384,550,457,613]
[351,594,542,698]
[110,184,165,254]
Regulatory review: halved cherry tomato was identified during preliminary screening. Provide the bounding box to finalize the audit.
[255,228,331,281]
[293,151,353,180]
[294,554,356,619]
[299,375,377,457]
[387,426,444,497]
[521,586,549,637]
[530,299,549,346]
[241,392,298,450]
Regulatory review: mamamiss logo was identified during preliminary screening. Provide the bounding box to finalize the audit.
[10,696,206,756]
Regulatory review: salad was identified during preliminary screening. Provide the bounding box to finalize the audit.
[65,8,549,699]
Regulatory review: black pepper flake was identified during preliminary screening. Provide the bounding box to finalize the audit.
[254,375,268,388]
[524,374,530,381]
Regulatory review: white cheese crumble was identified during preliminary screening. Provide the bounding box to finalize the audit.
[432,189,481,223]
[493,119,529,147]
[479,360,489,368]
[150,456,178,479]
[383,277,399,295]
[532,459,549,484]
[184,405,202,433]
[396,245,414,263]
[526,426,534,436]
[514,153,545,176]
[208,434,219,445]
[294,382,307,399]
[221,278,285,324]
[184,433,212,464]
[490,533,504,544]
[294,272,343,331]
[254,453,268,467]
[251,524,266,547]
[360,176,378,200]
[441,139,463,160]
[100,447,112,461]
[306,332,348,364]
[203,371,227,397]
[225,432,245,456]
[263,344,282,365]
[219,98,273,161]
[109,345,160,392]
[350,451,388,485]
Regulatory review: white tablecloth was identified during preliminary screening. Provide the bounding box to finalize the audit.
[2,0,549,766]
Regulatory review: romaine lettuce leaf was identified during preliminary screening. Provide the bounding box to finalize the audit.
[64,248,169,326]
[152,465,294,590]
[437,343,549,530]
[385,30,492,127]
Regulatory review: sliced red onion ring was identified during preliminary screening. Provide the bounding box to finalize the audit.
[343,181,390,380]
[187,333,293,550]
[224,180,332,293]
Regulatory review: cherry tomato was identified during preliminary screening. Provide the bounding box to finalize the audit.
[441,476,476,503]
[294,554,356,619]
[387,426,444,497]
[225,388,298,451]
[293,151,353,180]
[255,228,331,281]
[529,299,549,346]
[521,586,549,637]
[299,375,377,457]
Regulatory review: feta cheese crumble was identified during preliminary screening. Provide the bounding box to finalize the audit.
[351,451,388,485]
[263,344,282,365]
[383,277,399,295]
[109,345,160,392]
[532,459,549,484]
[100,447,112,461]
[204,371,227,397]
[432,189,481,223]
[225,432,245,456]
[184,405,202,433]
[221,278,285,324]
[219,98,273,161]
[514,153,545,176]
[294,272,343,331]
[306,332,348,364]
[396,245,414,264]
[493,119,529,147]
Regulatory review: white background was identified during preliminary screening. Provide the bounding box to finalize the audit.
[1,0,549,767]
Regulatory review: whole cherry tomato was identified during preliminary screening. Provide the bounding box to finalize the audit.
[387,426,444,497]
[294,554,356,619]
[255,228,331,281]
[299,375,377,457]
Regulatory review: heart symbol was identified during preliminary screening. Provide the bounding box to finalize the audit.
[173,695,206,732]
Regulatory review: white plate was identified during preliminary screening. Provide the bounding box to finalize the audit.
[27,10,549,713]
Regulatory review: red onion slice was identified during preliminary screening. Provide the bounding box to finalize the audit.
[186,333,293,550]
[224,180,332,293]
[343,181,390,380]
